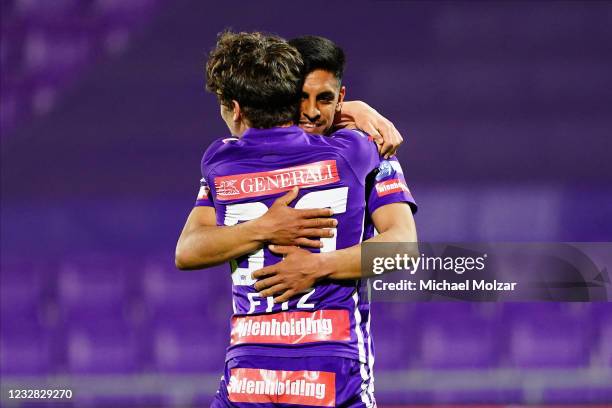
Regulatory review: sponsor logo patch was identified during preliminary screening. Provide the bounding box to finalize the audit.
[214,160,339,201]
[375,160,393,181]
[230,310,350,345]
[197,178,210,201]
[375,178,410,197]
[228,368,335,407]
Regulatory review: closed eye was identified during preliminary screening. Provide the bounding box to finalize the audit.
[316,91,336,102]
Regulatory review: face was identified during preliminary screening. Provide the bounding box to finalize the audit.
[299,69,345,135]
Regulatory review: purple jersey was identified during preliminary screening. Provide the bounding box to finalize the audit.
[195,125,416,364]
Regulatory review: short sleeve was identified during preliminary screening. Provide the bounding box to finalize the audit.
[194,176,214,207]
[193,137,232,207]
[366,157,417,215]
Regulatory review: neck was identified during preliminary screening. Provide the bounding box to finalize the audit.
[232,120,250,138]
[234,122,296,138]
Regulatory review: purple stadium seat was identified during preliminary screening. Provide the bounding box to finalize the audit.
[193,393,217,408]
[57,257,134,322]
[376,389,523,405]
[591,302,612,324]
[411,302,479,319]
[542,387,612,404]
[141,260,232,325]
[0,0,168,138]
[93,0,160,30]
[0,260,49,324]
[375,389,435,405]
[0,87,20,134]
[599,315,612,367]
[433,389,524,404]
[508,311,590,368]
[371,303,419,369]
[141,261,209,317]
[419,316,499,369]
[93,0,159,18]
[152,315,227,373]
[13,0,83,19]
[1,23,26,76]
[500,302,568,321]
[22,24,96,78]
[0,322,51,375]
[66,317,140,374]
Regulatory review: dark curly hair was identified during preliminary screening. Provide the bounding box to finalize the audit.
[288,35,345,83]
[206,31,304,129]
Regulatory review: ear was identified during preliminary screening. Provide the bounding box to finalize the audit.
[336,85,346,112]
[231,100,241,122]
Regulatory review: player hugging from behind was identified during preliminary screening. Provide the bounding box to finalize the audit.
[176,31,418,408]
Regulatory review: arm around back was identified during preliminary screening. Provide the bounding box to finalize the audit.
[175,187,338,270]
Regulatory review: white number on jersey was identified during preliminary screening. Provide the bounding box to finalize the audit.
[223,187,349,314]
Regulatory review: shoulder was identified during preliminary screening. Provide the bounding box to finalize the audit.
[329,128,372,142]
[201,136,240,171]
[325,128,381,183]
[328,128,377,156]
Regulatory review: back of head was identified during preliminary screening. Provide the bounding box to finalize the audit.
[288,35,345,83]
[206,31,304,129]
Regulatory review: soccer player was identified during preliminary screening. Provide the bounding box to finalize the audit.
[249,36,418,407]
[175,32,417,407]
[253,35,418,302]
[293,35,403,159]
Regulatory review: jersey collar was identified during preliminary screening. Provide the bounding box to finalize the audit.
[241,125,305,142]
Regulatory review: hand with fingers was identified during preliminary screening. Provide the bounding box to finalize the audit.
[340,100,404,159]
[252,245,328,303]
[254,186,337,248]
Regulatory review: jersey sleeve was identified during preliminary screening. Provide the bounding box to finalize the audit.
[194,176,214,207]
[365,157,417,215]
[193,137,232,207]
[329,128,380,184]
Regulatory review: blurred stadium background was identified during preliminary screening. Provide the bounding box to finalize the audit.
[1,0,612,407]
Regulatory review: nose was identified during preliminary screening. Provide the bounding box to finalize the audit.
[302,100,320,122]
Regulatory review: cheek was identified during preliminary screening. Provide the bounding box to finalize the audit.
[321,105,336,122]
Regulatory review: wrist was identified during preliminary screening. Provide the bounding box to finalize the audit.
[244,218,269,243]
[315,252,336,281]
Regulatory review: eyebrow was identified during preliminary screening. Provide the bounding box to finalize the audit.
[316,91,336,99]
[302,90,336,99]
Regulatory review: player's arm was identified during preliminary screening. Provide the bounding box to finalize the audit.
[175,187,337,270]
[319,202,417,280]
[176,206,263,270]
[333,100,403,159]
[252,202,418,301]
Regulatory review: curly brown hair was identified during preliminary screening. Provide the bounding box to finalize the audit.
[205,31,304,129]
